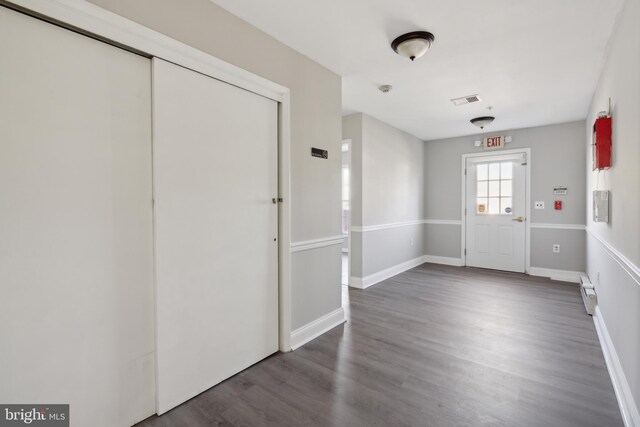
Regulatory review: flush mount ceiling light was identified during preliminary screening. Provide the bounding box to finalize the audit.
[391,31,435,61]
[470,116,495,129]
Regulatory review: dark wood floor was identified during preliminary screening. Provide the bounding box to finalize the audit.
[137,263,623,427]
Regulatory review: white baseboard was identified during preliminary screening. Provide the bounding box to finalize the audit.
[423,255,463,266]
[290,307,345,350]
[593,306,640,427]
[529,267,583,283]
[349,276,364,288]
[349,255,427,289]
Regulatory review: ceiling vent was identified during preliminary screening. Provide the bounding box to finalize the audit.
[451,94,481,106]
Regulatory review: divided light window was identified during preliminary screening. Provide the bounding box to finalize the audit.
[476,162,513,215]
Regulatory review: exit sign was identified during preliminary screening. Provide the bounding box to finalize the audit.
[483,135,505,150]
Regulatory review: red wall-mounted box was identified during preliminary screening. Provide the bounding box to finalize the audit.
[593,117,612,170]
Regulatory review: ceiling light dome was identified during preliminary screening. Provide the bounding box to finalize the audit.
[470,116,495,129]
[391,31,435,61]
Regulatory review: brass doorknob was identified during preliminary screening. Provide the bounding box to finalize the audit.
[512,216,525,222]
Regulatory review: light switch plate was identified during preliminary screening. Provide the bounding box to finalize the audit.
[535,201,545,209]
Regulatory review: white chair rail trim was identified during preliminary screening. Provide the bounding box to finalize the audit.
[290,236,345,253]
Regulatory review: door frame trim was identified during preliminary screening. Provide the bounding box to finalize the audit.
[0,0,293,353]
[460,148,531,274]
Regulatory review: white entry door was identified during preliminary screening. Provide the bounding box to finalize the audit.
[465,152,527,273]
[152,59,279,414]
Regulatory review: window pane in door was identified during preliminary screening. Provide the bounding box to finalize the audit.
[501,162,513,179]
[488,198,500,214]
[476,198,488,214]
[474,161,517,216]
[488,181,500,197]
[477,181,488,197]
[501,198,513,215]
[477,164,488,181]
[501,180,512,197]
[488,163,500,180]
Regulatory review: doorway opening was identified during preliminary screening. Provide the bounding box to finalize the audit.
[342,140,351,286]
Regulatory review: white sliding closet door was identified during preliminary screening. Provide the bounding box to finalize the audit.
[152,59,279,414]
[0,6,154,427]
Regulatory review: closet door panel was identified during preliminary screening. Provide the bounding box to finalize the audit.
[0,6,154,426]
[152,58,278,414]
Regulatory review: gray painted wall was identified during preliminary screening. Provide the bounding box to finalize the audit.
[343,113,425,278]
[586,0,640,417]
[531,229,586,271]
[424,224,460,258]
[361,114,425,226]
[424,121,586,271]
[291,246,342,330]
[361,225,425,277]
[87,0,343,330]
[586,0,640,268]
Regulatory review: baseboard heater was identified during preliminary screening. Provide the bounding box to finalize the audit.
[580,274,597,315]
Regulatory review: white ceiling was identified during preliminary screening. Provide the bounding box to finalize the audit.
[210,0,623,140]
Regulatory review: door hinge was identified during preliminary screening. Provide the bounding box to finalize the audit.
[464,208,467,215]
[464,249,467,255]
[464,168,467,175]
